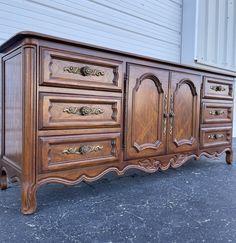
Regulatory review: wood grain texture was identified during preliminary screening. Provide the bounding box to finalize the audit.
[3,50,23,168]
[0,33,235,214]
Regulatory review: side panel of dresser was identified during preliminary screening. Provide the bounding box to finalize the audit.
[0,48,23,187]
[0,44,38,214]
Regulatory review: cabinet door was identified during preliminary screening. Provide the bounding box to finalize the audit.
[168,72,201,153]
[125,64,169,160]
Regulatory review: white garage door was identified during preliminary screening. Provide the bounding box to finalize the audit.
[0,0,183,62]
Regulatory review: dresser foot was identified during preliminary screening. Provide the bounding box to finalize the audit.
[226,149,233,164]
[21,183,37,215]
[0,170,8,190]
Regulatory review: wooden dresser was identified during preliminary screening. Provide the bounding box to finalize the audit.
[0,32,235,214]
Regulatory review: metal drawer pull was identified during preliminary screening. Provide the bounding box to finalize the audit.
[163,94,168,135]
[208,134,224,140]
[209,110,224,116]
[169,94,175,135]
[63,106,104,116]
[210,85,226,92]
[63,145,103,155]
[64,65,105,77]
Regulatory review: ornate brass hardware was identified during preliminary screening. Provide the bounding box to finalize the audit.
[62,145,103,155]
[63,65,105,77]
[210,85,226,92]
[208,134,224,140]
[169,94,175,135]
[169,111,175,118]
[209,110,224,116]
[163,94,168,135]
[63,106,104,116]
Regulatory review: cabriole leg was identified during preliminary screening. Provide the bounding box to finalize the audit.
[226,149,233,164]
[21,183,37,215]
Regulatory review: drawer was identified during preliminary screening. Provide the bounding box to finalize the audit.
[39,93,121,130]
[200,127,232,148]
[201,102,233,124]
[40,47,123,91]
[38,133,121,173]
[203,76,233,99]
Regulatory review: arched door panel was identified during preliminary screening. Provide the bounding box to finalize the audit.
[168,72,201,153]
[125,64,169,159]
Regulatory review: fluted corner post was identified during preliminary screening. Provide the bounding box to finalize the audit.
[21,43,37,215]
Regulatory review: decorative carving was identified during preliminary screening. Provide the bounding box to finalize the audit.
[63,65,105,76]
[169,154,195,168]
[209,110,224,116]
[176,79,197,96]
[210,85,226,92]
[63,106,104,116]
[63,145,103,155]
[208,134,224,140]
[133,141,162,152]
[138,158,160,171]
[134,73,163,93]
[173,137,195,147]
[37,148,232,190]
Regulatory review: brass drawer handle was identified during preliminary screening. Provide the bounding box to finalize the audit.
[209,110,224,116]
[208,134,224,140]
[169,94,175,135]
[210,85,226,92]
[163,94,168,135]
[63,145,103,155]
[63,65,105,76]
[63,106,104,116]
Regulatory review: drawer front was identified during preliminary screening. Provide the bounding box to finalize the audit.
[38,133,121,173]
[39,93,121,129]
[40,47,123,91]
[200,127,232,148]
[202,102,233,124]
[203,77,233,99]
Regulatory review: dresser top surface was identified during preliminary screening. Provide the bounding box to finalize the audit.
[0,31,235,78]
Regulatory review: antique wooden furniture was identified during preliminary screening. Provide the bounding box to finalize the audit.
[0,32,235,214]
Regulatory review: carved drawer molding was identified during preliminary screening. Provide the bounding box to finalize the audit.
[40,47,123,91]
[39,93,121,130]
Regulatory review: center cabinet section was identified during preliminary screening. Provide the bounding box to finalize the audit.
[125,64,202,160]
[125,64,169,159]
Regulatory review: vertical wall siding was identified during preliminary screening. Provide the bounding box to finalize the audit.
[196,0,236,71]
[0,0,183,62]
